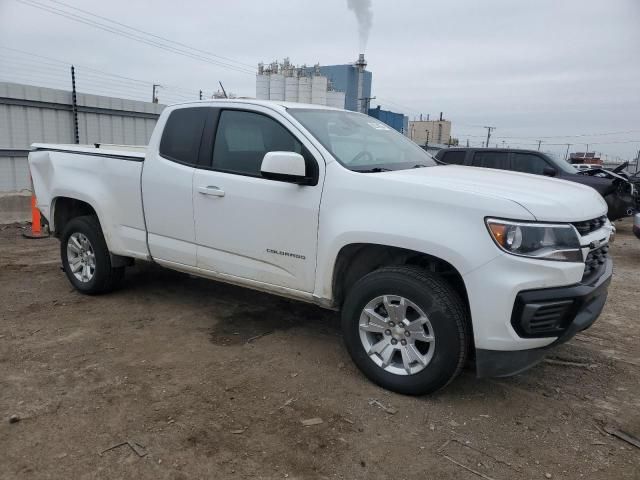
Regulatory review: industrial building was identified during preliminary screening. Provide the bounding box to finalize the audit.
[409,115,453,146]
[368,105,409,135]
[256,55,372,113]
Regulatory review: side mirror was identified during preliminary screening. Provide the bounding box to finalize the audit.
[260,151,309,184]
[543,166,557,177]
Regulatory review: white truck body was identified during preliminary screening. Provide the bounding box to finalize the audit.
[29,100,614,392]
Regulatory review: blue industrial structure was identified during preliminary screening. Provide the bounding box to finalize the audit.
[368,105,409,135]
[303,63,372,112]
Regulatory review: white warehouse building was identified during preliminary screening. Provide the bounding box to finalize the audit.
[256,59,346,109]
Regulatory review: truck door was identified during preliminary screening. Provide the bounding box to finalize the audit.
[193,107,324,292]
[141,107,210,267]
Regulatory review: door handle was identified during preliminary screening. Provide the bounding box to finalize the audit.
[198,186,225,197]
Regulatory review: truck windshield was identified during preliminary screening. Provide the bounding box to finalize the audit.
[288,108,437,172]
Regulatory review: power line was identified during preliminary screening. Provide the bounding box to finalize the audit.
[14,0,256,75]
[453,130,640,140]
[491,130,640,139]
[0,46,205,98]
[47,0,256,70]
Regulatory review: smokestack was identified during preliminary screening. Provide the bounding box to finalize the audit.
[356,53,367,113]
[439,112,443,121]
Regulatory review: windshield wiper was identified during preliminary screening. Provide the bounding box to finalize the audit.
[352,167,392,173]
[412,164,429,168]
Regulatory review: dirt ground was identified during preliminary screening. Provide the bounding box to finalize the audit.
[1,220,639,480]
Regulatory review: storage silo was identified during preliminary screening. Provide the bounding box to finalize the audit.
[269,73,285,101]
[326,90,345,109]
[285,76,298,102]
[311,75,328,106]
[256,74,270,100]
[298,76,312,104]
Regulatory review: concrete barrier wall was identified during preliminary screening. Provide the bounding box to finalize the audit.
[0,192,31,224]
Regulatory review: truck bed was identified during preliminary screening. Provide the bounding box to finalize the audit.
[28,143,149,260]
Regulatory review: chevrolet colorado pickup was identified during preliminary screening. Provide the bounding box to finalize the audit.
[28,100,614,395]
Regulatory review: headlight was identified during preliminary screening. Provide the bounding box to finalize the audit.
[486,218,582,262]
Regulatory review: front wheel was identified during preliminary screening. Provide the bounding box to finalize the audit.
[341,266,469,395]
[60,215,124,294]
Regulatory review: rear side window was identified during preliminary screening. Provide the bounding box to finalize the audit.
[512,153,551,175]
[472,151,510,170]
[440,151,466,165]
[159,108,208,166]
[212,110,310,177]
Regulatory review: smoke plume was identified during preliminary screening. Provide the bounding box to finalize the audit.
[347,0,373,51]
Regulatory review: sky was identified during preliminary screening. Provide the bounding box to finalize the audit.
[1,0,639,161]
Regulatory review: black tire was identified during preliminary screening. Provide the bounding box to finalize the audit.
[341,266,469,395]
[60,215,124,294]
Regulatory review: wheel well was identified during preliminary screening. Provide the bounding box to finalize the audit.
[53,197,97,237]
[332,244,470,317]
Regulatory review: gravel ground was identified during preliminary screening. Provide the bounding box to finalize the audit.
[1,219,639,480]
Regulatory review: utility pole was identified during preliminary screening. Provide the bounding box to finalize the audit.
[219,81,228,99]
[199,90,203,100]
[484,126,495,149]
[537,140,542,151]
[466,138,469,147]
[425,130,430,148]
[565,143,572,161]
[358,96,376,114]
[152,84,160,103]
[501,140,506,149]
[70,66,79,144]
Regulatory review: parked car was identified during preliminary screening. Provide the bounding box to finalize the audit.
[435,148,636,220]
[574,164,595,172]
[29,100,614,395]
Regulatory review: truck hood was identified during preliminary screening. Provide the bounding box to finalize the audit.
[384,165,607,222]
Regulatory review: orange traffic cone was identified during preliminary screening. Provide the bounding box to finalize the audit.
[23,178,49,239]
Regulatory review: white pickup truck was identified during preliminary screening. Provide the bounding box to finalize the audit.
[29,100,614,395]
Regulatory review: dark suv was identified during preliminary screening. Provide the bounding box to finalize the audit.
[434,148,635,220]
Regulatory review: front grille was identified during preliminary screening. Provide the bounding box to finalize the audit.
[572,215,607,236]
[583,245,609,280]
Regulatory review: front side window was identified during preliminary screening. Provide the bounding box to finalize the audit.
[159,108,208,166]
[512,153,551,175]
[288,108,436,172]
[212,110,308,177]
[472,151,510,170]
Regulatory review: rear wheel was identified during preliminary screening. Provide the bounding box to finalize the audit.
[341,266,469,395]
[60,215,124,294]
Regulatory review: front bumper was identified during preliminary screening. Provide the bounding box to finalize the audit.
[476,258,612,378]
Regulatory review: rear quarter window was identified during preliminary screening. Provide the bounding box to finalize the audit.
[159,108,208,166]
